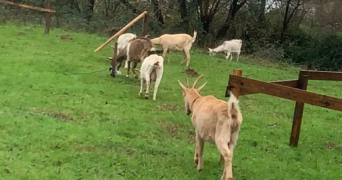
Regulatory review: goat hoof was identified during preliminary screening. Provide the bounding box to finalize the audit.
[197,167,202,172]
[126,75,129,78]
[145,96,148,99]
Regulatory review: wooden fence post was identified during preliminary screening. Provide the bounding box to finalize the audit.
[110,43,118,77]
[226,69,243,99]
[141,13,148,37]
[289,72,309,147]
[44,0,52,34]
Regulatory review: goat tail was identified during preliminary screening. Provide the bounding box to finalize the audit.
[227,92,241,122]
[192,31,197,43]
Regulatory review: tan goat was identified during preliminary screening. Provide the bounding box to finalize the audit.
[150,31,197,67]
[178,74,243,180]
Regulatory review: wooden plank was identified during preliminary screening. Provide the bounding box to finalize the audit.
[0,0,55,13]
[300,70,342,81]
[240,79,299,95]
[289,74,309,147]
[229,75,342,112]
[44,0,52,34]
[94,11,148,52]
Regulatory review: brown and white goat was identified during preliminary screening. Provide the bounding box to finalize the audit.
[109,37,154,78]
[178,75,243,180]
[150,31,197,67]
[125,37,155,78]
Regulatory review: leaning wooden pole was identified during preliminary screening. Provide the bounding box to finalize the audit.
[94,11,148,52]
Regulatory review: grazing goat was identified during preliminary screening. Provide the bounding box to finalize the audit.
[109,33,137,75]
[208,39,242,61]
[178,75,243,180]
[125,37,154,78]
[150,31,197,67]
[135,54,164,101]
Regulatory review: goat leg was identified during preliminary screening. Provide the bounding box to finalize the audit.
[145,79,150,99]
[132,62,138,79]
[126,61,131,78]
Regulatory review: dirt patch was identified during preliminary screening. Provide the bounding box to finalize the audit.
[157,103,178,112]
[184,68,199,76]
[18,32,25,36]
[60,34,72,40]
[76,145,96,152]
[158,121,179,138]
[29,109,73,121]
[326,142,340,149]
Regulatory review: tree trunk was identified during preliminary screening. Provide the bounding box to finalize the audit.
[151,0,165,25]
[197,0,221,34]
[178,0,188,31]
[280,0,301,44]
[85,0,95,22]
[215,0,246,39]
[258,0,266,24]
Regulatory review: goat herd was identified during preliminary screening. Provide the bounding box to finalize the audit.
[107,31,243,180]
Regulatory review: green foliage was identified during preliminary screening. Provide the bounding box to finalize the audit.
[1,24,342,180]
[285,28,342,70]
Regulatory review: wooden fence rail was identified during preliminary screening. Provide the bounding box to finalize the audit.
[0,0,55,34]
[226,69,342,147]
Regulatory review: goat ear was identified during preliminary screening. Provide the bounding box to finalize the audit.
[178,80,187,92]
[197,82,207,93]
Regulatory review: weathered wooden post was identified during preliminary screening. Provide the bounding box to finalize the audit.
[141,13,148,37]
[44,0,52,34]
[289,72,309,147]
[110,43,118,77]
[226,69,243,99]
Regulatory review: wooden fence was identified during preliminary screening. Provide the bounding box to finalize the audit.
[0,0,55,34]
[226,69,342,147]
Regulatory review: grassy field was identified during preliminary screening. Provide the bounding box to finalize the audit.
[0,24,341,180]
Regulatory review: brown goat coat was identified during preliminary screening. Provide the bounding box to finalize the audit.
[178,75,242,180]
[125,37,154,77]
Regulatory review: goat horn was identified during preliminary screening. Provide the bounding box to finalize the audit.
[192,74,204,88]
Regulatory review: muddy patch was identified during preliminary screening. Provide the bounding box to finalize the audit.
[60,34,72,40]
[157,103,178,112]
[184,68,199,76]
[29,109,73,121]
[158,120,180,138]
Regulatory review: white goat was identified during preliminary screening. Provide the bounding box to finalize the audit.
[110,33,137,74]
[178,75,243,180]
[136,54,164,101]
[208,39,242,61]
[150,31,197,67]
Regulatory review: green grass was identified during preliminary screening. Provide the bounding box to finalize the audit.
[0,23,341,180]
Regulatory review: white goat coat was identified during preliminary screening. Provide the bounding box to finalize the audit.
[139,54,164,101]
[209,39,242,61]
